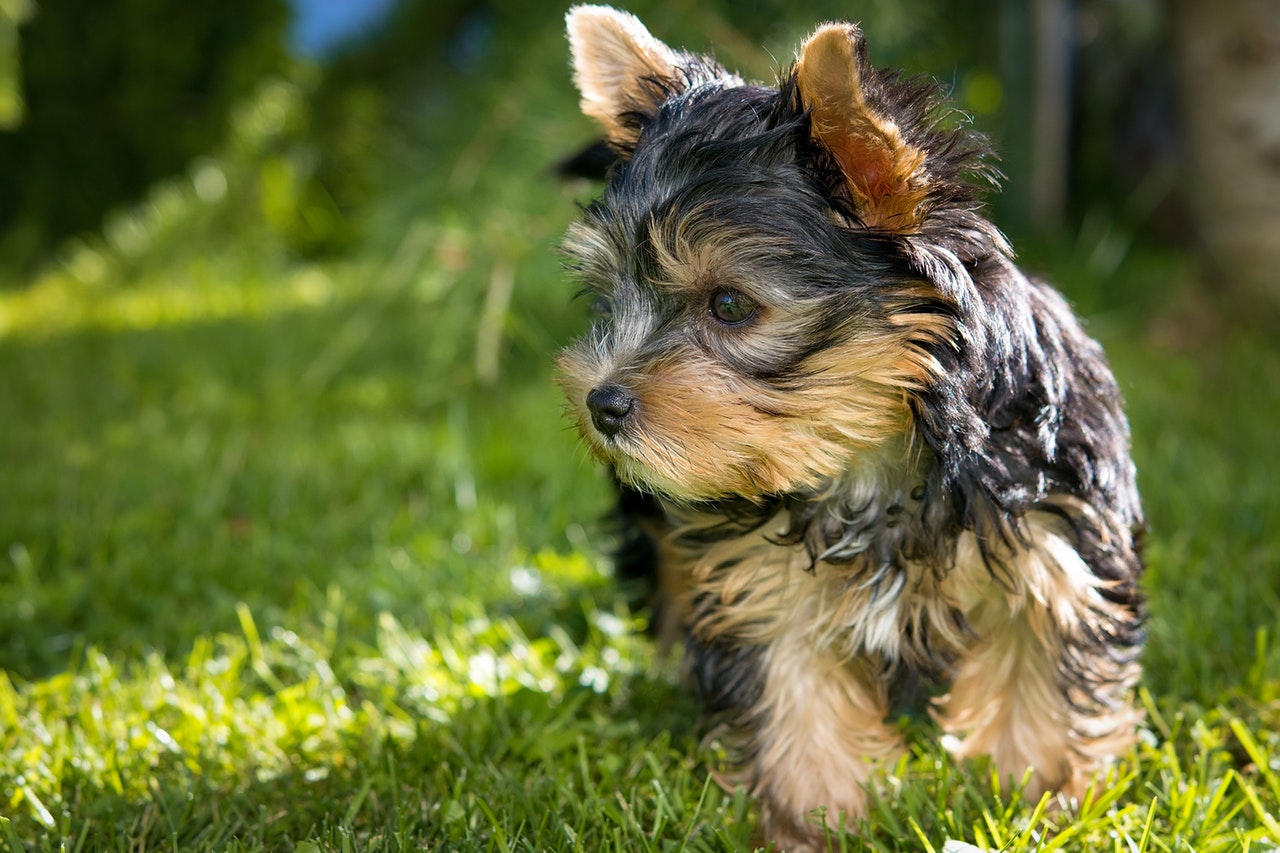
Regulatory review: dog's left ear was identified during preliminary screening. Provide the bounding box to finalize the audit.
[795,24,931,232]
[566,5,684,150]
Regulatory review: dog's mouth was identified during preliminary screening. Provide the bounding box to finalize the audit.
[570,389,802,504]
[575,391,705,499]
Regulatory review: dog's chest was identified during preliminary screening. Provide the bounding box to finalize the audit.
[673,453,944,661]
[682,517,969,670]
[681,504,1108,678]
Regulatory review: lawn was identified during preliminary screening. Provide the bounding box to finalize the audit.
[1,1,1278,850]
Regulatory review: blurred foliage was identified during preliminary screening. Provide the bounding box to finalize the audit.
[0,0,1181,276]
[0,0,33,128]
[0,0,290,267]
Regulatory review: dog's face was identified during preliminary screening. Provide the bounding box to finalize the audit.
[557,7,994,503]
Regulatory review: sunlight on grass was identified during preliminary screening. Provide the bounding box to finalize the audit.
[0,584,654,835]
[0,262,342,338]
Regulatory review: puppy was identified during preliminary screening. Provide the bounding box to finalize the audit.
[556,7,1144,849]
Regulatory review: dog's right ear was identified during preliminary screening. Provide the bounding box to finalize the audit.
[566,5,684,151]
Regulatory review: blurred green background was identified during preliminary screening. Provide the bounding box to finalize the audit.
[0,0,1276,708]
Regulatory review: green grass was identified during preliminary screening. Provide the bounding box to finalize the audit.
[2,2,1279,849]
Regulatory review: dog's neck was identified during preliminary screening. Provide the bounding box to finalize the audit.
[660,429,936,570]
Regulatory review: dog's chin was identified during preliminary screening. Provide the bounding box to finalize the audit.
[600,438,783,506]
[603,447,714,504]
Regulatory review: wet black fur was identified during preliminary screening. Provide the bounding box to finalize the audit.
[567,38,1144,741]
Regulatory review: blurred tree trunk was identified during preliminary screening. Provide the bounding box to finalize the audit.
[1172,0,1280,300]
[1029,0,1072,232]
[0,0,34,128]
[997,0,1072,234]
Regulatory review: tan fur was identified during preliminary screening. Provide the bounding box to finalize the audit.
[566,5,683,146]
[935,510,1143,801]
[753,635,902,846]
[566,8,934,230]
[557,214,1138,845]
[795,25,931,232]
[650,530,690,652]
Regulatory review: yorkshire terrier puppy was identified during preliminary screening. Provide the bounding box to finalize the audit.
[556,6,1144,850]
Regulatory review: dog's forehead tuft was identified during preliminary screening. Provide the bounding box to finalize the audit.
[632,84,798,173]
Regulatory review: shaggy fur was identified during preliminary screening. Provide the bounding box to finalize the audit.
[556,7,1144,850]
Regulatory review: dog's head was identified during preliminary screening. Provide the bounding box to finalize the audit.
[556,6,1003,504]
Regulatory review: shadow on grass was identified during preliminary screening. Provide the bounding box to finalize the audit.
[0,268,607,678]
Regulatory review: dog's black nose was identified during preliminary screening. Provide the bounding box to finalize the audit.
[586,385,635,437]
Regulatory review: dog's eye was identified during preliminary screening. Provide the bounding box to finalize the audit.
[591,295,614,319]
[709,290,758,325]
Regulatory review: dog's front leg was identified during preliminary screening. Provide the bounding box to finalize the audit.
[933,515,1142,802]
[688,567,904,852]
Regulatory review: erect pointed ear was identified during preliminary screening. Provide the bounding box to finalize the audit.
[566,5,683,150]
[795,24,931,232]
